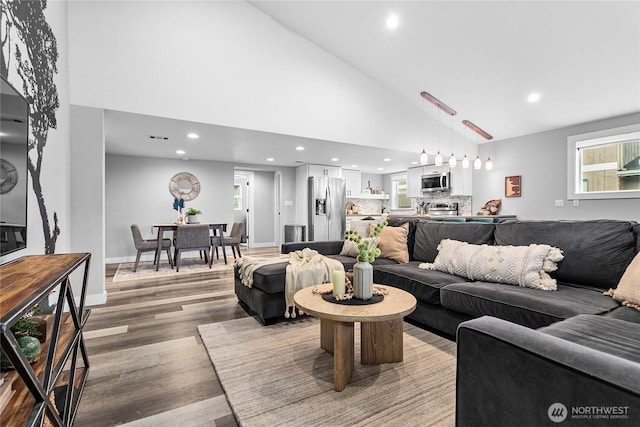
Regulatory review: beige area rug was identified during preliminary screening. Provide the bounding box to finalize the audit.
[198,316,457,427]
[113,257,233,282]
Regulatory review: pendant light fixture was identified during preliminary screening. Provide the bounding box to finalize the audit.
[420,91,456,168]
[448,114,457,167]
[419,96,428,164]
[462,120,493,170]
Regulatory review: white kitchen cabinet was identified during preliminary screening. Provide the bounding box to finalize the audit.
[342,169,361,198]
[449,165,472,196]
[307,164,341,178]
[406,166,424,198]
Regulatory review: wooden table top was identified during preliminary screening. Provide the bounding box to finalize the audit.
[294,284,416,323]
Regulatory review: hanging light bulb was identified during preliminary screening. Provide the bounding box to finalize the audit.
[461,123,470,168]
[485,157,493,170]
[420,149,428,165]
[448,115,456,167]
[435,151,443,166]
[473,156,482,169]
[418,97,428,164]
[434,108,443,166]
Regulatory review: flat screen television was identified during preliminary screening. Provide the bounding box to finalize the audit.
[1,75,29,256]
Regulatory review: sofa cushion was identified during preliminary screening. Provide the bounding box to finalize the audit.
[494,220,637,289]
[605,252,640,310]
[374,261,471,305]
[440,282,620,329]
[248,262,290,294]
[426,239,563,290]
[374,222,410,264]
[413,222,495,263]
[538,314,640,363]
[604,306,640,324]
[386,217,420,260]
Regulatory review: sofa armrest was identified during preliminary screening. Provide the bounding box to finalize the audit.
[456,316,640,426]
[281,240,344,255]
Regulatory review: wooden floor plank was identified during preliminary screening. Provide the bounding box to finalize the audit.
[74,246,281,427]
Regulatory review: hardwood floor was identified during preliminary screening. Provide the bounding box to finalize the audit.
[75,247,280,426]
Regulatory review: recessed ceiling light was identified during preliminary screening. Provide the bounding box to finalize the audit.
[187,133,199,139]
[351,164,358,168]
[181,157,190,161]
[176,149,186,155]
[411,161,418,165]
[266,158,274,162]
[383,158,391,162]
[386,14,399,29]
[331,158,339,162]
[377,167,384,171]
[527,92,541,103]
[295,146,304,151]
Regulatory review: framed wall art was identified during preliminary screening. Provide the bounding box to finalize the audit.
[505,175,521,197]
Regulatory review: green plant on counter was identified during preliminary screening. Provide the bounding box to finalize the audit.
[186,208,202,216]
[344,221,387,262]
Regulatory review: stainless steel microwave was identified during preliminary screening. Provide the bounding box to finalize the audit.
[421,171,450,193]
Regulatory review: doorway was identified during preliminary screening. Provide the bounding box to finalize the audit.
[234,171,254,247]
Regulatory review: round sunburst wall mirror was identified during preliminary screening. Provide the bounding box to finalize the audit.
[169,172,200,201]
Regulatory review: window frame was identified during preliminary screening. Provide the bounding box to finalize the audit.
[567,123,640,200]
[233,184,243,211]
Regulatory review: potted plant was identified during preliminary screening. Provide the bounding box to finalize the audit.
[185,207,202,224]
[1,307,45,368]
[344,221,387,299]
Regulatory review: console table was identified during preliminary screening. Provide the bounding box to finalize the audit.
[0,253,91,426]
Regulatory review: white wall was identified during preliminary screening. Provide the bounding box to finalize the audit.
[66,0,422,151]
[1,0,72,261]
[105,154,234,262]
[474,112,640,220]
[70,105,106,305]
[252,171,276,246]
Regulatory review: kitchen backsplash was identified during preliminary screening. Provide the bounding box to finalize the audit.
[349,195,473,215]
[346,198,389,214]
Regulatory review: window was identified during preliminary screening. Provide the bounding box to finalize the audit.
[568,124,640,200]
[233,184,242,210]
[391,174,412,209]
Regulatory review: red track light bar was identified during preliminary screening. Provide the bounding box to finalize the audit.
[420,91,457,116]
[462,120,493,140]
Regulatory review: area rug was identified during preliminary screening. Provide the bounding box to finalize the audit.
[198,316,457,427]
[113,257,233,282]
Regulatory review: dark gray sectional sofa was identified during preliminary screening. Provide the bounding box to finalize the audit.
[235,217,640,425]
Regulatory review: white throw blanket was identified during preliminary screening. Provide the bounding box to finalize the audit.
[284,248,344,318]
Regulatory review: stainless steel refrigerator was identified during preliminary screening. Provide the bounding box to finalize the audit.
[308,176,346,241]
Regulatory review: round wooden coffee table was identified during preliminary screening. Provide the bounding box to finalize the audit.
[294,284,417,392]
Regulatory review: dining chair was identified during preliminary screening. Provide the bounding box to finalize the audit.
[174,224,212,272]
[211,222,244,261]
[130,224,173,272]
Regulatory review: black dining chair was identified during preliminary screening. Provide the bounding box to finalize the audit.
[173,224,212,272]
[130,224,173,272]
[211,222,244,261]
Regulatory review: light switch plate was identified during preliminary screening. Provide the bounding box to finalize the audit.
[555,200,564,207]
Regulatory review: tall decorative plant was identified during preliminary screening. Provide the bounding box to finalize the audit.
[344,221,387,299]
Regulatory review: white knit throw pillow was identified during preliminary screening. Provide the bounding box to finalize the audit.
[422,239,564,291]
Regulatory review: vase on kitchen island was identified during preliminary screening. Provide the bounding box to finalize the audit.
[353,261,373,300]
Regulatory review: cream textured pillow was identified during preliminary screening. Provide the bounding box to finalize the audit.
[340,237,377,258]
[372,222,410,264]
[605,252,640,310]
[422,239,564,290]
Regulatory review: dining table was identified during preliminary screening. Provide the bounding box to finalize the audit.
[152,223,228,271]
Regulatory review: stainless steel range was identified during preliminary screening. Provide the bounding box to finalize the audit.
[427,202,459,216]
